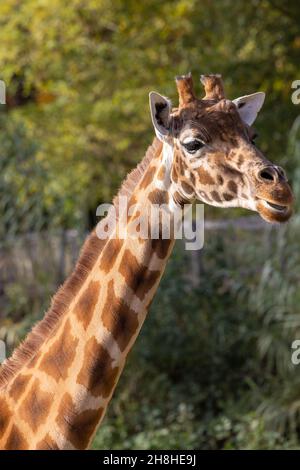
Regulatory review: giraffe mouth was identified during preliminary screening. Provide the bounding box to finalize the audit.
[257,198,292,223]
[263,200,288,212]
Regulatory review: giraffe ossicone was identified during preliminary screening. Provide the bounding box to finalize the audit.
[0,73,293,450]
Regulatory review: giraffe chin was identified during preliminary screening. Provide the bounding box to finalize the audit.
[256,199,293,223]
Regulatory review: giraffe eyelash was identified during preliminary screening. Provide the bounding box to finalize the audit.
[181,138,205,154]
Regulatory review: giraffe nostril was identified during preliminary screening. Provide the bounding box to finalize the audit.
[276,166,288,182]
[258,167,277,183]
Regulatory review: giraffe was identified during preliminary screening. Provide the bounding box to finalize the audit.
[0,74,293,450]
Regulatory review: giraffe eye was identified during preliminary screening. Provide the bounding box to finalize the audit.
[182,139,205,154]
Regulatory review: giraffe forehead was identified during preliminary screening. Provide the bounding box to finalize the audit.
[174,103,246,142]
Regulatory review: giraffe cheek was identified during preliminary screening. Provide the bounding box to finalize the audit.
[197,167,215,186]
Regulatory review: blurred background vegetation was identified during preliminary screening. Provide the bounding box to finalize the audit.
[0,0,299,449]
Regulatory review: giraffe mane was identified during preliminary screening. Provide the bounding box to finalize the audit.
[0,137,163,389]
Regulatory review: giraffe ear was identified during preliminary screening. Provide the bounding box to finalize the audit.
[233,92,265,126]
[149,92,172,142]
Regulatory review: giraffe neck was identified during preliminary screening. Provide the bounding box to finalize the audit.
[0,138,179,450]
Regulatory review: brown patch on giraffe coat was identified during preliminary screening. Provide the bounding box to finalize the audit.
[223,192,234,201]
[211,190,222,202]
[172,166,179,183]
[134,222,141,234]
[227,180,238,194]
[74,280,100,330]
[157,165,166,181]
[9,373,29,401]
[217,174,224,185]
[119,249,161,301]
[127,195,138,220]
[179,156,188,173]
[0,400,12,436]
[129,194,137,207]
[56,393,104,450]
[102,280,139,352]
[18,378,52,433]
[36,434,60,450]
[39,319,79,381]
[77,337,119,398]
[148,189,169,206]
[223,166,241,178]
[181,181,194,196]
[237,154,244,167]
[5,424,28,450]
[198,167,215,185]
[100,238,122,274]
[139,165,157,190]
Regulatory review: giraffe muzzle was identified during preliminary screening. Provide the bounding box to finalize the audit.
[256,198,293,223]
[255,182,293,223]
[253,163,293,223]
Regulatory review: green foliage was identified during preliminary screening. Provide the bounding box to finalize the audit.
[0,112,87,236]
[0,114,44,237]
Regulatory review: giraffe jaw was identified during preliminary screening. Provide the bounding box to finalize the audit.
[256,199,293,223]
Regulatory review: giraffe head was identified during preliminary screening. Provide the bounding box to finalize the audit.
[149,73,293,223]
